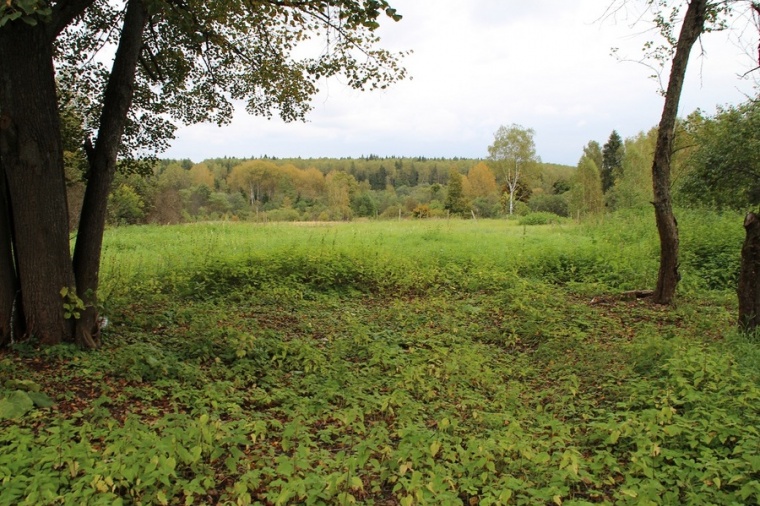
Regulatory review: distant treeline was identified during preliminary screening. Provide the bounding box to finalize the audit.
[66,156,575,226]
[66,95,760,228]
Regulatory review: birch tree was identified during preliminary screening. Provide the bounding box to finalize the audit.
[487,124,538,216]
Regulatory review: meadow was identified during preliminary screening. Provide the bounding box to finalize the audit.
[1,210,759,505]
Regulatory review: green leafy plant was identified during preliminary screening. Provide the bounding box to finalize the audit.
[60,287,85,320]
[1,216,757,504]
[0,0,52,27]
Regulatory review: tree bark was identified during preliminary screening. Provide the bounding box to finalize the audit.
[0,163,22,346]
[738,212,760,331]
[72,0,147,348]
[651,0,708,305]
[0,22,76,345]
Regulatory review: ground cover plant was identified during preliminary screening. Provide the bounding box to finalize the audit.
[1,210,758,505]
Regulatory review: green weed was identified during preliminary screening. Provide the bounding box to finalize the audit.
[2,212,757,505]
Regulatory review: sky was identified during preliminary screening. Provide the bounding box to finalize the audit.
[162,0,759,167]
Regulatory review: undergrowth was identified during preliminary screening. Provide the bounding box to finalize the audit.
[1,212,757,505]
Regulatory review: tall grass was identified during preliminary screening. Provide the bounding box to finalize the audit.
[101,208,744,302]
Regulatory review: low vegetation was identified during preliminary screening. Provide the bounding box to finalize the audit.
[1,211,758,505]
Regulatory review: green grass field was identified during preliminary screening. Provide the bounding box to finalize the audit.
[2,211,759,505]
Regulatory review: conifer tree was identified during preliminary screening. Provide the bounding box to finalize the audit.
[601,131,624,193]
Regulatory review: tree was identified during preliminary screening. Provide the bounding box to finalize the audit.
[157,163,192,191]
[677,98,760,210]
[228,160,280,206]
[568,156,604,218]
[0,1,406,348]
[529,194,569,217]
[325,170,357,220]
[601,130,624,193]
[553,179,571,195]
[189,164,215,189]
[466,162,498,199]
[108,184,145,225]
[295,167,327,202]
[582,140,604,178]
[444,169,469,216]
[738,212,760,332]
[649,0,710,304]
[607,129,656,210]
[487,124,538,215]
[612,0,755,304]
[352,192,377,217]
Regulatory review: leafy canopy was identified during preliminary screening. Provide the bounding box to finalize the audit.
[678,98,760,210]
[49,0,408,160]
[487,124,538,179]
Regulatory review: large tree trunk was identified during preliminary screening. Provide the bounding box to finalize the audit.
[738,212,760,331]
[0,22,76,345]
[651,0,708,305]
[72,0,147,348]
[0,163,23,346]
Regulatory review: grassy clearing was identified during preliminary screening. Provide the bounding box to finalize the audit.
[2,211,758,505]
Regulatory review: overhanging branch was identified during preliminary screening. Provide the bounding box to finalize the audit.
[47,0,96,41]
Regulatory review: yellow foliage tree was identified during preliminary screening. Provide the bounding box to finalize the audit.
[325,171,358,220]
[295,167,326,201]
[189,163,215,188]
[467,162,498,198]
[228,160,280,205]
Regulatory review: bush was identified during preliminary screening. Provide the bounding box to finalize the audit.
[412,204,431,218]
[266,208,302,222]
[528,194,569,217]
[471,195,501,218]
[512,200,530,216]
[380,205,407,219]
[679,210,744,290]
[519,212,564,226]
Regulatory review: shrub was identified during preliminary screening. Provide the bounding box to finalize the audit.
[266,208,302,222]
[471,195,501,218]
[519,212,563,226]
[528,194,569,217]
[412,204,431,218]
[679,210,743,290]
[380,205,406,219]
[512,200,530,216]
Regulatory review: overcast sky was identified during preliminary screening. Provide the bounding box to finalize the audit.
[162,0,759,166]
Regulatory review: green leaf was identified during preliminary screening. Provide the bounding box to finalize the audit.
[4,379,41,392]
[350,476,363,491]
[27,391,55,408]
[0,390,35,419]
[662,425,682,437]
[429,440,441,457]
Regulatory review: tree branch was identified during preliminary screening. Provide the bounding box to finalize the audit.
[47,0,96,41]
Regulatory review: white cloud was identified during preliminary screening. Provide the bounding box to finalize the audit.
[164,0,758,165]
